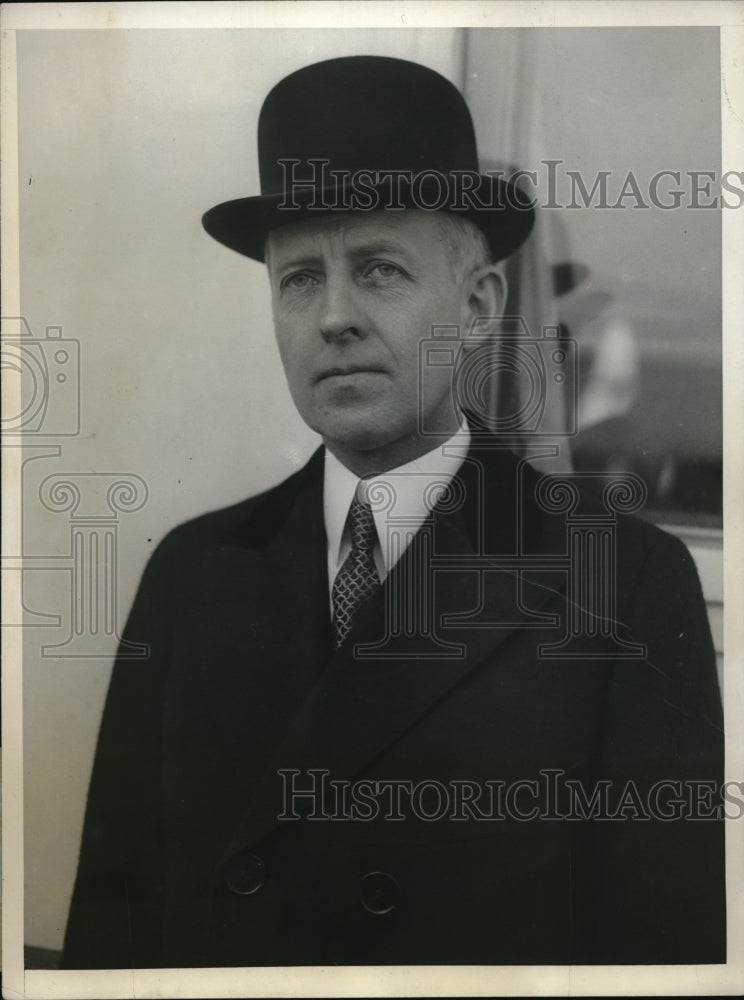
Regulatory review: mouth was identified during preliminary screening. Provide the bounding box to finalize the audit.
[315,366,387,383]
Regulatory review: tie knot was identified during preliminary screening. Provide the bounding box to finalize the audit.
[347,491,377,554]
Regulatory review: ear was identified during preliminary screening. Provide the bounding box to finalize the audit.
[460,265,508,335]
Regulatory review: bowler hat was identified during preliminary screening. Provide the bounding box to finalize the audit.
[202,56,535,263]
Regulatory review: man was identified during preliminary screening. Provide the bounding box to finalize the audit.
[62,56,725,968]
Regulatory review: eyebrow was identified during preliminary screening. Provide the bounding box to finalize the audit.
[272,240,416,274]
[347,240,415,262]
[349,239,415,267]
[272,254,323,273]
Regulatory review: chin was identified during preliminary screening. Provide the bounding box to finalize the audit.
[311,403,398,442]
[325,428,398,453]
[319,416,410,455]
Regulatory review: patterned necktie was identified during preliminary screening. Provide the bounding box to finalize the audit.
[332,487,381,647]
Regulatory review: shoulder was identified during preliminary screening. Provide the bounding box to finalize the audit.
[153,447,324,558]
[501,443,697,579]
[575,481,702,599]
[615,509,695,574]
[614,515,707,630]
[511,448,705,612]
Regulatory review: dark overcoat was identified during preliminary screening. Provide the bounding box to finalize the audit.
[61,437,725,968]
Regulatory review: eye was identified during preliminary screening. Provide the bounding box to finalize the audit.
[280,271,319,292]
[364,261,403,280]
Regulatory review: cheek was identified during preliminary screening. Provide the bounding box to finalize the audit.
[273,336,308,399]
[273,319,304,364]
[392,302,457,372]
[421,361,454,397]
[273,334,291,373]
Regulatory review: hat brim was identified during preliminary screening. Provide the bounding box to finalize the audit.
[202,173,535,264]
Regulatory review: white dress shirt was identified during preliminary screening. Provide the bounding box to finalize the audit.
[324,418,471,608]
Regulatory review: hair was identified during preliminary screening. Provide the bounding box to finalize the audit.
[434,212,492,285]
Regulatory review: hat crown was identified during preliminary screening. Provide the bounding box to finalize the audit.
[201,54,535,263]
[257,56,479,193]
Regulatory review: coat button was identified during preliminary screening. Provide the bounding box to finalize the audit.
[223,851,265,895]
[359,871,401,915]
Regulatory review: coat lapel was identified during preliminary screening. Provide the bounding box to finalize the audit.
[198,449,333,760]
[217,438,568,861]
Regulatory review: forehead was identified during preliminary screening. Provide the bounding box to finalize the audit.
[265,210,448,264]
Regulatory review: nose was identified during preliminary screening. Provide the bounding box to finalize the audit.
[319,274,365,344]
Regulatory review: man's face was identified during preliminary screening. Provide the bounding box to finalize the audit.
[267,211,472,472]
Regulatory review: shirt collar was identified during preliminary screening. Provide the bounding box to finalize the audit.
[323,418,471,573]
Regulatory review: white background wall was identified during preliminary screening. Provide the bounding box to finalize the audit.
[13,26,721,952]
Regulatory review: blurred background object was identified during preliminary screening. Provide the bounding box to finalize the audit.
[465,27,722,528]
